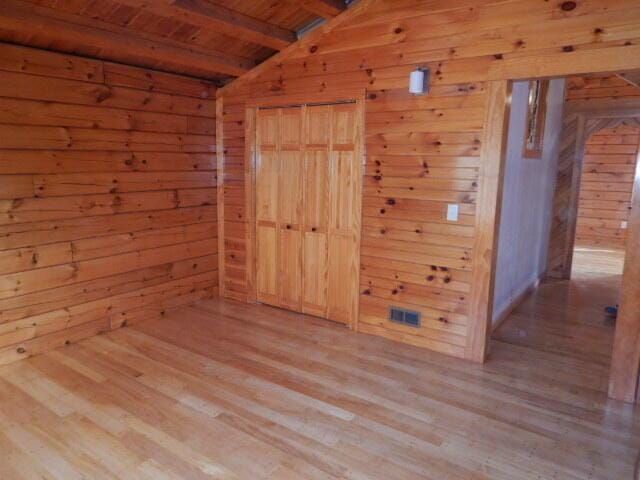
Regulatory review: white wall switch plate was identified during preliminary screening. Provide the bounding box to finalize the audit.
[447,204,459,222]
[621,220,628,229]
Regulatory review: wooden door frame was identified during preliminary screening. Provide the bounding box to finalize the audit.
[547,100,640,279]
[465,80,513,362]
[243,91,366,330]
[467,80,640,403]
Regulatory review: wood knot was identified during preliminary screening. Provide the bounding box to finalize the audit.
[17,347,26,354]
[386,198,396,206]
[562,45,574,52]
[560,1,577,11]
[309,45,318,53]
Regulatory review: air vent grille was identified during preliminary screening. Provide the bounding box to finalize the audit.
[389,307,421,327]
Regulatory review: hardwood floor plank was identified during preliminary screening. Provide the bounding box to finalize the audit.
[1,264,639,478]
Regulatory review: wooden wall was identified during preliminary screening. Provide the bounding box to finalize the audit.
[566,74,640,102]
[547,74,640,277]
[567,74,640,250]
[218,0,640,360]
[575,124,639,249]
[0,43,218,365]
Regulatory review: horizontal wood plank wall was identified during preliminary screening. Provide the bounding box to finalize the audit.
[566,74,640,102]
[218,0,640,359]
[576,124,639,249]
[0,42,218,365]
[547,74,640,275]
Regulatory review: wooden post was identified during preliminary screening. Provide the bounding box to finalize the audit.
[465,80,512,363]
[609,144,640,403]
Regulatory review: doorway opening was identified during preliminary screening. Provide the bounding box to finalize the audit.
[489,70,640,402]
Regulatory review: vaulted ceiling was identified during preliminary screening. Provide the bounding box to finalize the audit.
[0,0,349,83]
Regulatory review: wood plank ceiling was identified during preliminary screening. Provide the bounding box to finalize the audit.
[0,0,348,83]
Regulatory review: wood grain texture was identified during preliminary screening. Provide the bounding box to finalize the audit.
[218,0,640,358]
[252,102,363,328]
[0,43,218,365]
[547,74,640,279]
[0,278,639,478]
[0,0,322,81]
[466,80,511,362]
[609,137,640,403]
[576,124,639,249]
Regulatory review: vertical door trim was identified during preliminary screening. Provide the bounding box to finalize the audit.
[465,80,513,362]
[216,97,226,297]
[245,107,257,303]
[245,95,365,330]
[609,134,640,403]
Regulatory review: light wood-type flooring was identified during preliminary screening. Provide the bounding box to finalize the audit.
[0,264,639,479]
[572,247,626,277]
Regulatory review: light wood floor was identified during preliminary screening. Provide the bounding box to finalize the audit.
[1,273,639,478]
[572,247,626,277]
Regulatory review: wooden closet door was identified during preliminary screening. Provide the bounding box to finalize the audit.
[302,106,330,317]
[327,104,361,325]
[277,108,304,311]
[255,109,279,306]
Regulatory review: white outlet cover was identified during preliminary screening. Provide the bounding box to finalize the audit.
[621,221,628,229]
[447,204,459,222]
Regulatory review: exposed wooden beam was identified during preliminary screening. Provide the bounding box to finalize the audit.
[110,0,295,51]
[219,0,377,97]
[174,0,294,50]
[299,0,346,19]
[0,0,253,78]
[617,72,640,90]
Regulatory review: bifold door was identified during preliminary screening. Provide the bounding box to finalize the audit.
[254,103,361,326]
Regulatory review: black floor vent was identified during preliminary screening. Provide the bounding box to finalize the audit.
[389,307,421,327]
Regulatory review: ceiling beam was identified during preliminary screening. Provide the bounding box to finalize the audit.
[617,72,640,90]
[109,0,294,51]
[298,0,346,19]
[0,0,253,78]
[172,0,295,51]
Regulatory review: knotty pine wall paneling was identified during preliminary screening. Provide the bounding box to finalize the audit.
[217,0,640,360]
[575,124,640,249]
[547,74,640,278]
[0,43,218,365]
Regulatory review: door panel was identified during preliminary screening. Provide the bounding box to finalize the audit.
[256,224,277,305]
[253,102,361,327]
[306,106,330,146]
[327,235,355,324]
[278,225,302,311]
[281,108,302,146]
[255,110,279,306]
[303,229,328,317]
[326,105,360,326]
[329,151,356,232]
[279,151,303,226]
[256,150,279,222]
[304,150,329,228]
